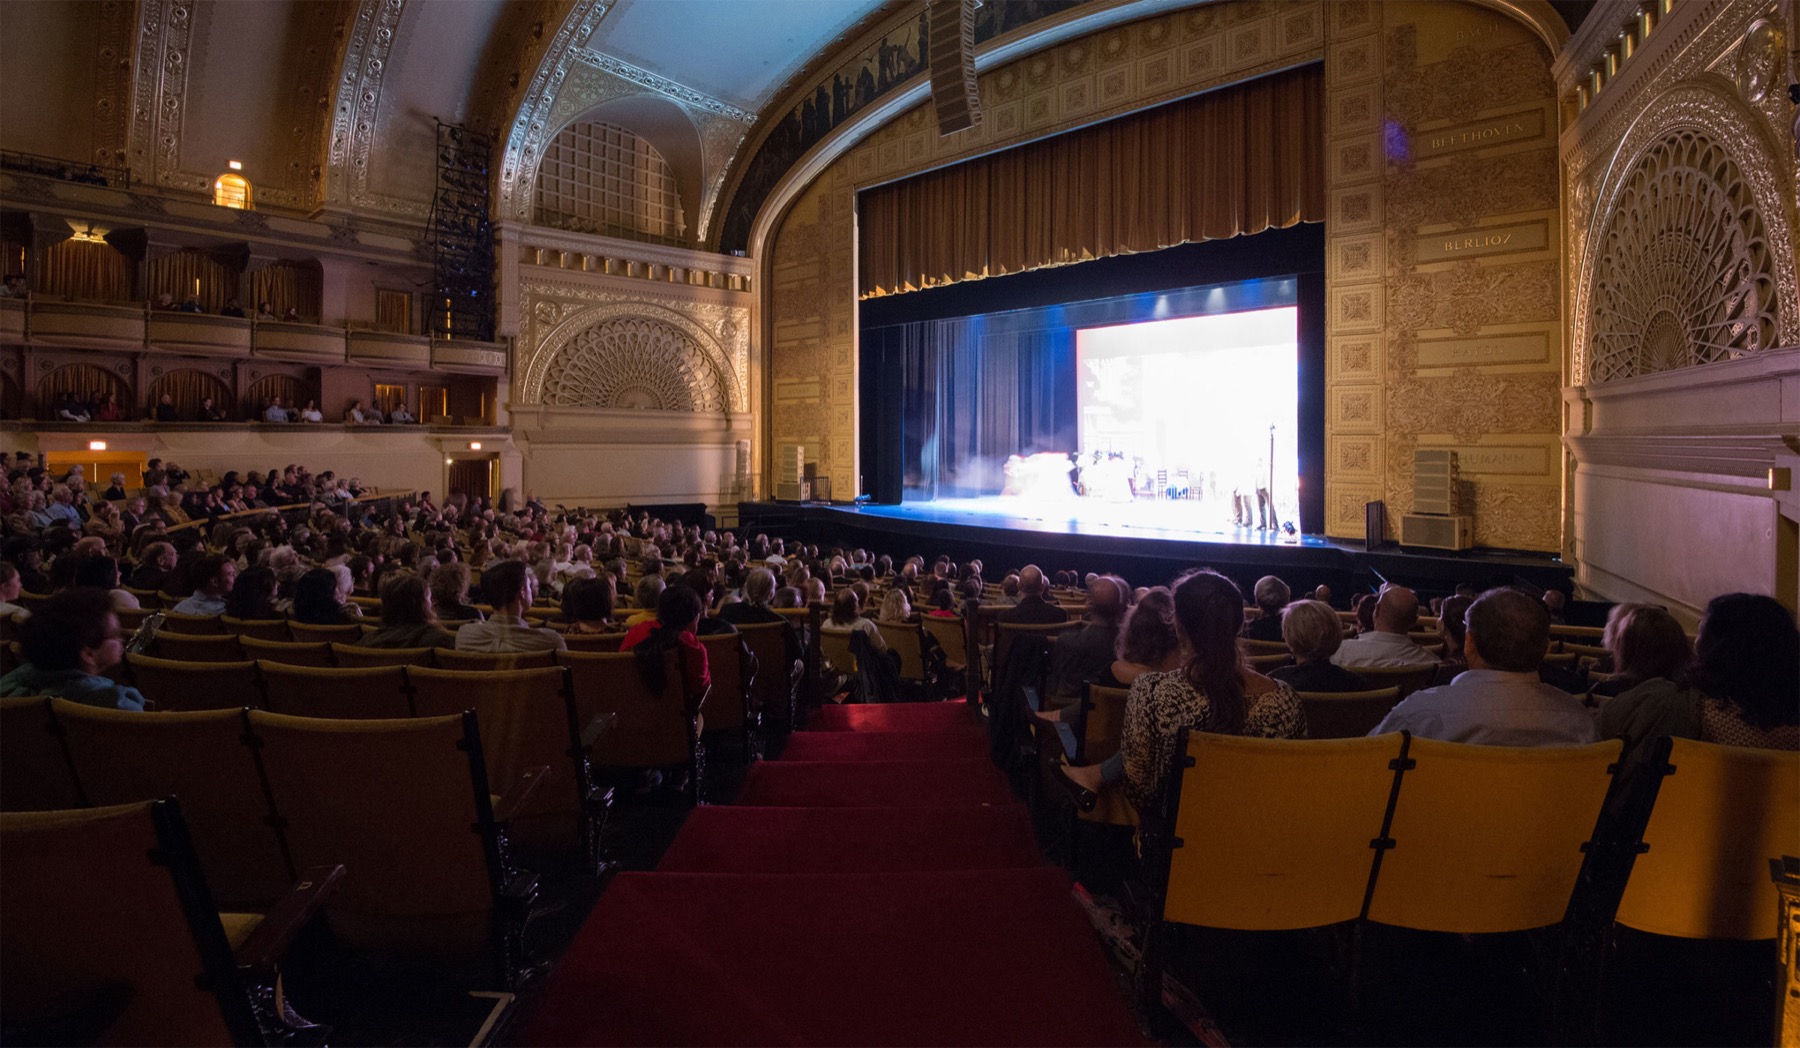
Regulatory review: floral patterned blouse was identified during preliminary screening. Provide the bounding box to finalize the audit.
[1122,669,1307,813]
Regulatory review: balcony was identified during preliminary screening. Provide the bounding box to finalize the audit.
[0,297,21,342]
[25,300,145,349]
[251,321,348,364]
[347,330,432,369]
[430,339,507,375]
[148,312,252,358]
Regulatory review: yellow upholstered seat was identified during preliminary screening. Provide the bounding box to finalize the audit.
[220,616,292,642]
[1349,663,1438,700]
[150,632,244,663]
[696,632,752,742]
[285,621,365,645]
[331,643,436,668]
[431,647,557,671]
[559,650,698,799]
[1366,737,1621,933]
[158,610,225,635]
[1163,732,1405,930]
[736,621,798,729]
[1615,738,1800,940]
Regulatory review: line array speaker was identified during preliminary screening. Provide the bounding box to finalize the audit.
[928,0,982,136]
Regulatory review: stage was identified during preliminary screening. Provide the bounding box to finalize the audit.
[736,497,1575,605]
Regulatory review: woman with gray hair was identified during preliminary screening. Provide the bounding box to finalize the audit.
[1268,599,1371,693]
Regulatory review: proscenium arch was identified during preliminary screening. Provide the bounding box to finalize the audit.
[521,300,743,411]
[1574,78,1800,384]
[536,94,706,243]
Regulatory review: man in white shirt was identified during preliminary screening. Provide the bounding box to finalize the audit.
[388,404,415,424]
[263,397,290,423]
[1370,588,1599,746]
[454,560,565,653]
[1332,585,1440,669]
[172,554,237,616]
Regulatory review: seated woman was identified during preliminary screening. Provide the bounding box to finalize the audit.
[224,565,282,620]
[290,567,361,626]
[1587,603,1691,703]
[560,575,616,634]
[821,587,889,661]
[1110,587,1183,686]
[70,554,139,614]
[620,583,711,704]
[429,562,484,622]
[0,589,146,710]
[1602,593,1799,752]
[1268,599,1371,693]
[361,571,455,650]
[878,585,913,623]
[1061,571,1306,810]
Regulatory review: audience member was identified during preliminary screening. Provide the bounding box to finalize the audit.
[429,563,484,622]
[1269,599,1371,693]
[263,397,290,423]
[297,399,324,423]
[1109,587,1182,686]
[70,554,138,613]
[154,393,178,422]
[290,568,359,625]
[0,590,144,709]
[1244,575,1290,642]
[128,540,177,591]
[362,571,456,649]
[223,565,282,620]
[1370,588,1598,746]
[455,559,565,652]
[1601,593,1799,752]
[998,565,1066,624]
[620,582,710,700]
[1588,603,1691,701]
[1048,574,1128,703]
[0,562,29,621]
[560,576,615,634]
[171,553,236,615]
[1332,586,1439,669]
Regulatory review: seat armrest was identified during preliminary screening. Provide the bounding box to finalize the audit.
[687,682,711,717]
[499,871,540,915]
[232,864,345,973]
[492,765,550,825]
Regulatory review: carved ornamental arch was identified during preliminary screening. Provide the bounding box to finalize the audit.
[1577,83,1798,385]
[522,303,740,412]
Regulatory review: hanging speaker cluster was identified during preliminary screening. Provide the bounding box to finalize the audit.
[928,0,982,136]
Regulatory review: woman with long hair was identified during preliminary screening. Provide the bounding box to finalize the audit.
[290,567,357,625]
[1115,570,1305,814]
[620,583,711,702]
[1588,603,1691,701]
[224,565,281,620]
[1110,587,1183,686]
[362,571,455,650]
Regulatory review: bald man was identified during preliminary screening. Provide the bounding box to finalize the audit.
[1371,588,1597,746]
[1047,575,1129,703]
[1332,585,1440,669]
[997,564,1068,625]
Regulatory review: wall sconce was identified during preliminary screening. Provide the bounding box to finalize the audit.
[469,442,482,451]
[88,440,107,451]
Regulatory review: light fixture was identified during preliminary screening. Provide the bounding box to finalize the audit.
[88,440,107,451]
[68,223,108,244]
[469,441,482,451]
[227,159,243,171]
[445,458,455,465]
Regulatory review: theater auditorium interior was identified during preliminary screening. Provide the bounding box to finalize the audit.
[1,0,1797,1044]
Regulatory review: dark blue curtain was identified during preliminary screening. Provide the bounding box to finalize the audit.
[866,318,1076,501]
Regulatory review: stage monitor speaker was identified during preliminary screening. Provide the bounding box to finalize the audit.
[927,0,982,135]
[1364,500,1387,549]
[1401,513,1474,551]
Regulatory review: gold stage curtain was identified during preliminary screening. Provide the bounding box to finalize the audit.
[251,261,324,323]
[147,369,233,420]
[858,64,1324,298]
[33,240,133,302]
[147,248,240,312]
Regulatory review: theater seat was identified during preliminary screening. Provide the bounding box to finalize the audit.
[331,643,435,667]
[431,648,557,671]
[0,696,82,813]
[260,664,412,719]
[220,616,292,642]
[239,636,336,667]
[286,622,365,645]
[150,632,244,663]
[123,654,261,712]
[1296,687,1401,739]
[159,610,226,635]
[0,799,340,1047]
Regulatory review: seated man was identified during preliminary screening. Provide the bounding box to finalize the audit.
[262,396,290,423]
[1332,585,1440,669]
[388,403,416,424]
[1046,574,1128,704]
[454,559,566,652]
[171,553,237,616]
[998,565,1067,625]
[1244,575,1290,642]
[1370,588,1599,746]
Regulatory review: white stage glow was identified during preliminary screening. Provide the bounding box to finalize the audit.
[1073,306,1299,530]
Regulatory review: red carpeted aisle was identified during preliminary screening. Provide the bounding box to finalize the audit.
[520,702,1143,1046]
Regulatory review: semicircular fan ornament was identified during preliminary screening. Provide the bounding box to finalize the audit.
[1586,129,1776,384]
[541,316,726,412]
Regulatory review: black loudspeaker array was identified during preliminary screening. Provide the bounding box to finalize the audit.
[928,0,982,136]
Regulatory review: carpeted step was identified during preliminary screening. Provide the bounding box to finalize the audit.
[805,702,983,734]
[656,805,1044,874]
[781,729,989,762]
[518,868,1145,1046]
[736,759,1015,808]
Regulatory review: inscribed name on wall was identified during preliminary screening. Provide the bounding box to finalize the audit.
[1412,108,1545,159]
[1414,219,1548,262]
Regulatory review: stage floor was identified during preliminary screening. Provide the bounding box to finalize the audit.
[842,496,1332,548]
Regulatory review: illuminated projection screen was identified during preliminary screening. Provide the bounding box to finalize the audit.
[1074,307,1299,525]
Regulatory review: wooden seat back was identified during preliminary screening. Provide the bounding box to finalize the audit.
[238,636,336,667]
[1296,687,1402,739]
[696,632,751,738]
[158,610,225,635]
[285,621,365,644]
[260,663,413,719]
[123,653,261,711]
[431,647,558,671]
[0,696,83,812]
[331,643,435,668]
[0,800,260,1046]
[51,701,291,909]
[220,616,291,642]
[559,650,694,770]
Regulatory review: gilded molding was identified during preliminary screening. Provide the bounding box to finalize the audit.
[1573,80,1799,383]
[129,0,201,191]
[565,48,755,121]
[496,0,615,223]
[93,0,136,167]
[323,0,426,217]
[517,283,747,411]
